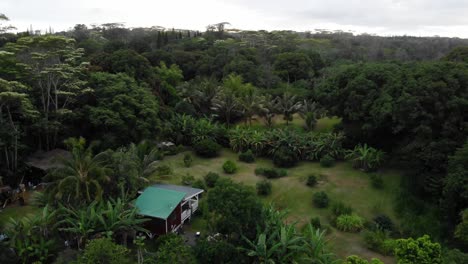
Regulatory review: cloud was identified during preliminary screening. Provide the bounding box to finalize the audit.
[1,0,468,37]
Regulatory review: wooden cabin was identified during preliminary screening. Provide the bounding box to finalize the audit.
[135,184,203,236]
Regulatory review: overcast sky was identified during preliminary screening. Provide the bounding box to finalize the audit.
[2,0,468,38]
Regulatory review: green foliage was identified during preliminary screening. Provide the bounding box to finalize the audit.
[442,248,468,264]
[193,238,240,264]
[362,230,396,256]
[154,164,172,176]
[45,137,111,205]
[193,138,221,157]
[344,255,384,264]
[313,191,329,208]
[255,167,287,179]
[86,72,159,147]
[57,198,148,249]
[394,235,442,264]
[192,179,206,190]
[309,217,322,229]
[346,144,385,172]
[78,238,132,264]
[336,214,364,232]
[183,153,193,167]
[238,149,255,163]
[273,146,299,167]
[181,174,195,185]
[331,201,353,217]
[256,180,272,196]
[206,178,263,238]
[274,52,314,82]
[373,214,394,232]
[222,160,238,174]
[370,174,384,189]
[204,172,220,188]
[306,174,318,187]
[442,140,468,232]
[454,209,468,244]
[154,234,196,264]
[3,205,58,264]
[320,154,335,168]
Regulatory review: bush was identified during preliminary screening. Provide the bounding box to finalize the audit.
[256,180,272,196]
[370,174,384,189]
[79,238,132,264]
[395,235,442,264]
[331,201,353,217]
[344,255,384,264]
[306,174,318,187]
[320,155,335,168]
[310,216,322,229]
[192,179,206,190]
[373,214,394,231]
[313,191,329,208]
[183,153,193,167]
[273,147,299,168]
[193,139,221,158]
[222,160,238,174]
[363,230,396,256]
[182,174,195,185]
[239,150,255,163]
[204,172,220,188]
[336,214,365,232]
[255,167,287,179]
[155,164,172,176]
[254,167,265,175]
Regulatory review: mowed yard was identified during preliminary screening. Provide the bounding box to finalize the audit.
[149,149,399,263]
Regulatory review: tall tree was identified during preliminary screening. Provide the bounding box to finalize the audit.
[0,79,37,182]
[5,36,88,150]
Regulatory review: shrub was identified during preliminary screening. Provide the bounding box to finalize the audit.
[370,174,384,189]
[255,167,287,179]
[182,174,195,185]
[79,238,132,264]
[256,180,272,196]
[331,201,353,217]
[373,214,394,231]
[320,155,335,168]
[192,179,206,190]
[239,149,255,163]
[363,230,396,256]
[310,216,322,229]
[254,167,265,175]
[313,191,329,208]
[222,160,238,174]
[272,147,299,168]
[193,139,221,158]
[183,153,193,167]
[336,214,364,232]
[395,235,442,264]
[344,255,384,264]
[306,174,318,187]
[155,164,172,176]
[204,172,220,188]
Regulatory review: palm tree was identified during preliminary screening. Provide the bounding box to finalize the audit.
[258,95,278,128]
[299,100,321,131]
[239,87,261,126]
[275,93,302,126]
[211,88,240,126]
[45,137,111,205]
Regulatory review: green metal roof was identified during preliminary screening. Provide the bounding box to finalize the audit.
[135,187,185,219]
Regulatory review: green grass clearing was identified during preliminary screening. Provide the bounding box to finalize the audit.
[149,149,399,263]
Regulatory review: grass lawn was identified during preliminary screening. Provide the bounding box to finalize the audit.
[0,204,41,228]
[149,148,399,263]
[235,114,341,133]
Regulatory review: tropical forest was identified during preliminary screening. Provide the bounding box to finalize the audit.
[0,7,467,264]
